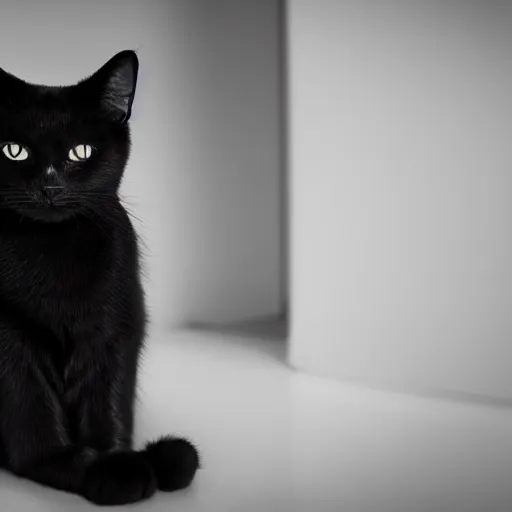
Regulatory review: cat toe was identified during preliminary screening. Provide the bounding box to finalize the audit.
[83,451,157,505]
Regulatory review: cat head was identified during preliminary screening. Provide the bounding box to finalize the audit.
[0,50,139,223]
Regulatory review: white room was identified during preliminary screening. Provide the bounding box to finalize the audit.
[0,1,510,511]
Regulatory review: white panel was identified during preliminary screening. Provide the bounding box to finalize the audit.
[288,0,512,400]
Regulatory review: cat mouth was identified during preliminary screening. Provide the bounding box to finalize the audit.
[40,199,67,209]
[29,198,72,213]
[18,206,77,223]
[1,190,110,222]
[3,197,79,222]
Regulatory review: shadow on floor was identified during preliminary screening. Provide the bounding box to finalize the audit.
[186,316,289,366]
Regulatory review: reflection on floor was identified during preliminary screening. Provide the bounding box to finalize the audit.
[1,324,511,512]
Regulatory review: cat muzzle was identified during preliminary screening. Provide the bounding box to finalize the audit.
[41,186,64,203]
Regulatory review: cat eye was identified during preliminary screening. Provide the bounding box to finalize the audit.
[2,143,29,162]
[69,144,93,162]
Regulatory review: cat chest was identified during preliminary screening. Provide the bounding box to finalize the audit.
[0,232,115,304]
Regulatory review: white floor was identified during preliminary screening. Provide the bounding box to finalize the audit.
[1,325,511,512]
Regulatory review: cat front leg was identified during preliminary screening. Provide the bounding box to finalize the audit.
[65,336,137,454]
[0,319,96,494]
[68,324,200,495]
[0,319,157,505]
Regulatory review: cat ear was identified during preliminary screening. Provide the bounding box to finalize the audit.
[0,67,12,81]
[0,67,26,90]
[81,50,139,123]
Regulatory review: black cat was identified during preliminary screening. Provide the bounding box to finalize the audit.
[0,51,199,505]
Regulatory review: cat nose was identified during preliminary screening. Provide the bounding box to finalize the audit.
[41,186,64,202]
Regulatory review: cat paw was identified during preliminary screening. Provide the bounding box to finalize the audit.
[145,436,200,491]
[83,451,157,505]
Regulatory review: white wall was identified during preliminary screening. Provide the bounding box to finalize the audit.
[288,0,512,401]
[0,0,283,330]
[157,0,283,326]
